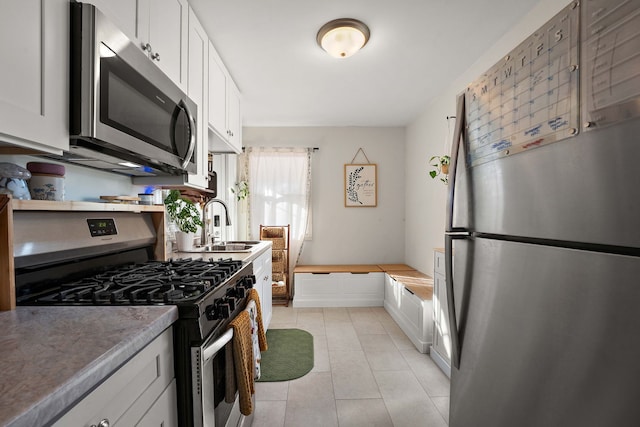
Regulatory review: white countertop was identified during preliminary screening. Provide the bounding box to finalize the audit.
[172,240,272,263]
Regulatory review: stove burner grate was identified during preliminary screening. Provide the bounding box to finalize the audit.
[31,258,245,305]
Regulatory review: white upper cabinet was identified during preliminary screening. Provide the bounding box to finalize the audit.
[136,0,188,91]
[208,43,242,154]
[82,0,136,40]
[185,6,209,188]
[0,0,68,154]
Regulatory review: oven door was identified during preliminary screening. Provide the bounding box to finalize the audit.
[192,329,241,427]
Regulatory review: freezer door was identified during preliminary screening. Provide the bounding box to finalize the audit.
[468,118,640,248]
[450,237,640,427]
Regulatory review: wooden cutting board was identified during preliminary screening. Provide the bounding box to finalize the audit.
[100,195,141,204]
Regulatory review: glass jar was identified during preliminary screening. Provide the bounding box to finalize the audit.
[0,162,32,200]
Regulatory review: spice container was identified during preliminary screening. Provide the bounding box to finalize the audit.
[27,162,65,201]
[0,162,32,200]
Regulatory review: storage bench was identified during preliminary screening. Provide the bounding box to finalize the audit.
[293,265,384,307]
[382,267,434,354]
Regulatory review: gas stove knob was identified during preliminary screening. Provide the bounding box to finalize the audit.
[244,275,256,286]
[235,286,247,298]
[218,301,231,319]
[205,303,219,320]
[225,296,236,311]
[227,286,246,299]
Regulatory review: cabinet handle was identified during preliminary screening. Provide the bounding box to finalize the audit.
[151,52,161,61]
[91,419,110,427]
[141,43,152,52]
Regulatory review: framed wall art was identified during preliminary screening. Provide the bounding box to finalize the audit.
[344,163,377,207]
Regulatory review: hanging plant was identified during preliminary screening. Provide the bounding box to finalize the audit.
[231,180,249,201]
[429,155,451,184]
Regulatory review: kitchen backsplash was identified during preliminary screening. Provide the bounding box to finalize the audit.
[0,154,146,201]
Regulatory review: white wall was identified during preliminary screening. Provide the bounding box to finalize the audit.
[243,127,405,265]
[405,0,569,274]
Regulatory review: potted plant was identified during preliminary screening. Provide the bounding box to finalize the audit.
[429,155,451,184]
[164,189,203,251]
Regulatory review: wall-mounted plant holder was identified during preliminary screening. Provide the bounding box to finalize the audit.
[429,115,455,185]
[429,155,450,184]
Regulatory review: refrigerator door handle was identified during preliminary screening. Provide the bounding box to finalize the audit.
[445,232,469,369]
[445,92,471,369]
[446,93,467,234]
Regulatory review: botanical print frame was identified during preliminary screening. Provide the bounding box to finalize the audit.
[344,164,377,207]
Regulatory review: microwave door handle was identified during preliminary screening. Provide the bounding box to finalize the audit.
[179,99,197,170]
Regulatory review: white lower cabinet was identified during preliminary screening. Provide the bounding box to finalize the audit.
[53,328,177,427]
[253,248,273,330]
[383,274,433,354]
[294,272,384,307]
[431,249,451,377]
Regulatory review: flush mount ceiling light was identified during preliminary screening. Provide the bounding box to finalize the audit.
[316,18,370,59]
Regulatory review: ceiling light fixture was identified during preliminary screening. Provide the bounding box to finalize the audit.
[316,18,370,59]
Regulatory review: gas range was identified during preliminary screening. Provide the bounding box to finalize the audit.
[12,208,257,426]
[17,255,255,342]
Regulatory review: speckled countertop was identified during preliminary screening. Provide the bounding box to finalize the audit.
[0,306,178,427]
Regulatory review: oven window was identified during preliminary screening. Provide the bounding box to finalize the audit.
[99,51,191,159]
[212,342,234,426]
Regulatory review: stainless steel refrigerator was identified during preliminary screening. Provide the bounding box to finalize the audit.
[445,1,640,426]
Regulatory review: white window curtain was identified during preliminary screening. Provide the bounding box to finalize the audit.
[243,147,313,276]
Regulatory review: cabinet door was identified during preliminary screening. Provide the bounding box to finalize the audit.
[84,0,136,39]
[135,380,178,427]
[0,0,68,153]
[137,0,188,90]
[433,271,451,364]
[253,249,273,329]
[185,7,208,188]
[226,83,242,153]
[207,45,228,137]
[53,329,175,427]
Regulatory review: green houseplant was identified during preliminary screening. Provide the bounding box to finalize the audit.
[231,180,249,201]
[429,155,451,184]
[164,189,203,251]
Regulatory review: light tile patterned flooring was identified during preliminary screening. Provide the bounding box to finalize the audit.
[254,306,450,427]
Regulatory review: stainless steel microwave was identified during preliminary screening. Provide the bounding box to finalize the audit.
[68,2,197,177]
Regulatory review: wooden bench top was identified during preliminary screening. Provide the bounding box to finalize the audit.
[293,264,433,301]
[377,264,416,272]
[294,264,383,273]
[388,270,434,301]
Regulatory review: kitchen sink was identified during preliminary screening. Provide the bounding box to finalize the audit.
[180,241,261,253]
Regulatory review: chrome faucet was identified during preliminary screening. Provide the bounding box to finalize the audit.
[201,198,232,246]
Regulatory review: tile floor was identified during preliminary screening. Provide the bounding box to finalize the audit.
[253,306,450,427]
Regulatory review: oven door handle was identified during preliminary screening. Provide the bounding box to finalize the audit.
[203,328,233,362]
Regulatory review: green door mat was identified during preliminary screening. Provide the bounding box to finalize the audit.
[257,328,314,382]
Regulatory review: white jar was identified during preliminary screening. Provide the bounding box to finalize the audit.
[27,162,65,201]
